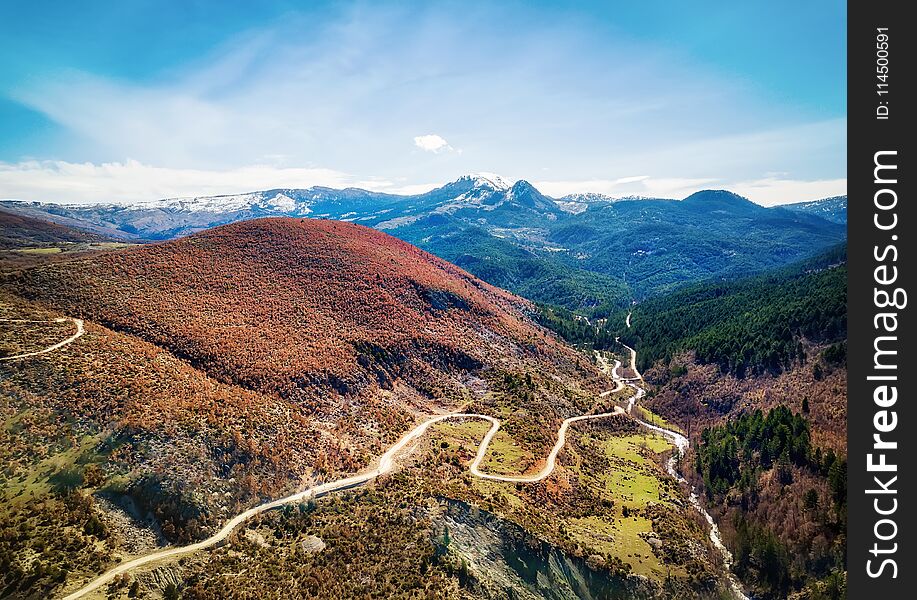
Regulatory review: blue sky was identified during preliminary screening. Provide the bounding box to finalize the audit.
[0,0,846,205]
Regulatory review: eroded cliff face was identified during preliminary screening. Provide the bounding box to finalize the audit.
[429,498,725,600]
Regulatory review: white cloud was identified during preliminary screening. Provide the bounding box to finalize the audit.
[533,176,719,199]
[383,181,442,195]
[614,175,650,185]
[413,134,454,153]
[0,159,397,204]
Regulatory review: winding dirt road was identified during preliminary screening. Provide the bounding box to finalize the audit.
[469,407,624,483]
[0,317,84,361]
[595,354,624,397]
[60,409,625,598]
[1,313,743,599]
[2,313,630,597]
[613,336,642,380]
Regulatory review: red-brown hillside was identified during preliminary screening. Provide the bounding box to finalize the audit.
[0,217,612,592]
[0,208,110,248]
[9,217,597,413]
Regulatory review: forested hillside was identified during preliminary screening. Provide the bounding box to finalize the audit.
[8,218,597,405]
[394,222,632,311]
[695,407,846,599]
[618,245,846,376]
[536,245,846,379]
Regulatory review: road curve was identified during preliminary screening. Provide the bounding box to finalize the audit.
[614,336,642,381]
[59,321,744,600]
[469,407,624,483]
[596,354,624,397]
[61,407,624,599]
[0,317,84,361]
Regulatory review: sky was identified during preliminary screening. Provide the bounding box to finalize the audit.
[0,0,846,206]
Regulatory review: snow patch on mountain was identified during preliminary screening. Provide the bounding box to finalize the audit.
[554,200,589,214]
[781,195,846,224]
[125,190,310,213]
[458,172,514,191]
[555,193,665,213]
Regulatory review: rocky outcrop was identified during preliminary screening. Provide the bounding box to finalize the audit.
[429,498,658,600]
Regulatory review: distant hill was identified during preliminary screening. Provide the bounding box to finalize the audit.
[8,218,595,407]
[537,189,843,306]
[1,180,847,308]
[0,208,111,249]
[1,217,605,560]
[781,195,847,224]
[619,243,847,376]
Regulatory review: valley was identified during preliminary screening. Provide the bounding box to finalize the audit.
[3,303,741,600]
[539,249,848,599]
[0,3,849,598]
[0,207,846,600]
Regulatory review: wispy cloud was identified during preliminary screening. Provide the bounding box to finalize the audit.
[0,159,395,204]
[728,177,847,206]
[535,177,711,199]
[0,3,845,204]
[534,173,845,205]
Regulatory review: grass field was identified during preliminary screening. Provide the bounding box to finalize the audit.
[635,405,686,435]
[430,417,539,476]
[13,242,136,253]
[429,415,688,579]
[1,425,104,506]
[563,429,684,578]
[14,246,63,254]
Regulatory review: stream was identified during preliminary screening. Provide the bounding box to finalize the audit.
[600,349,750,600]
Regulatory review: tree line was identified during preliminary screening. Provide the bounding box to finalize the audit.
[694,407,846,599]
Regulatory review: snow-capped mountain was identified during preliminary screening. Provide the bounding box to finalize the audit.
[132,190,306,213]
[0,176,846,250]
[68,174,518,220]
[411,176,556,216]
[461,172,514,191]
[0,177,847,310]
[419,173,515,212]
[125,186,407,216]
[558,192,617,205]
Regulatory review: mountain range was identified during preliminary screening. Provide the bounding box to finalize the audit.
[1,175,847,310]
